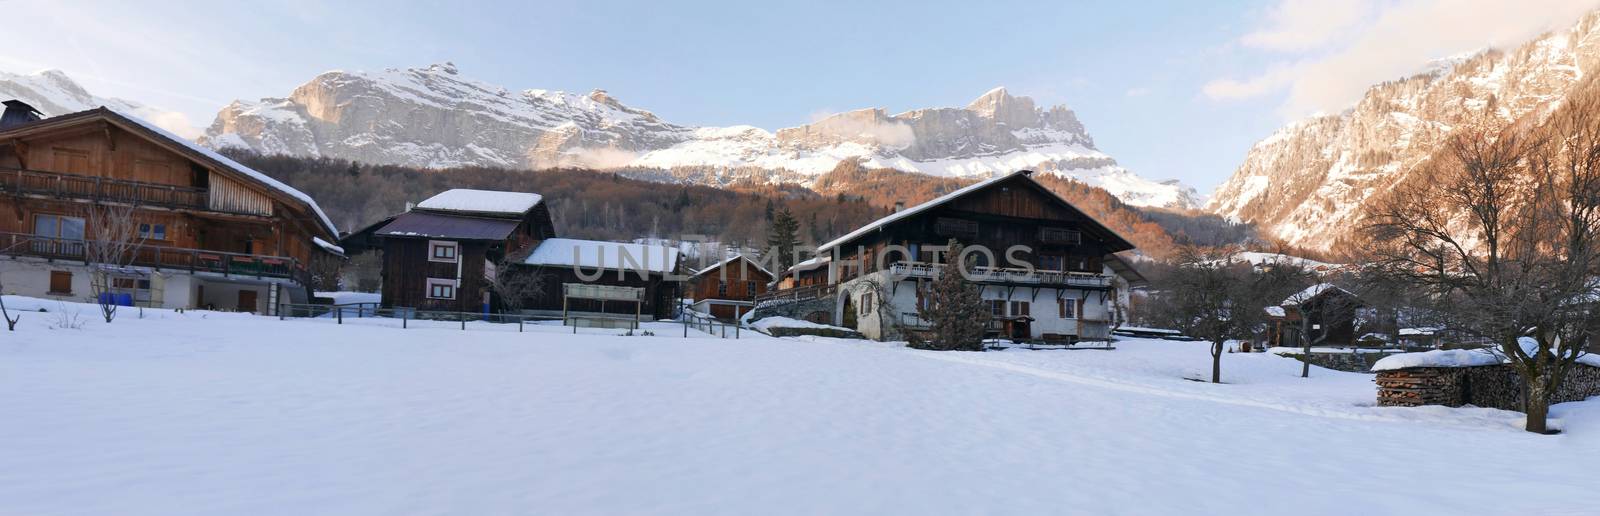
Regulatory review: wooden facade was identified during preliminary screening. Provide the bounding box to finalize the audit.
[767,170,1138,341]
[0,106,341,310]
[375,198,556,313]
[688,255,773,320]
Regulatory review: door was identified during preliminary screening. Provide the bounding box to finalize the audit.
[237,290,258,313]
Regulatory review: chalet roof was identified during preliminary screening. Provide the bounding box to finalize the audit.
[375,211,522,241]
[523,238,681,274]
[815,169,1134,254]
[1282,283,1359,307]
[0,107,340,238]
[690,254,774,280]
[416,189,543,216]
[1104,253,1148,288]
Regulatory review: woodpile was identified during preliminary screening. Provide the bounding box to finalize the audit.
[1377,363,1600,411]
[1376,367,1463,407]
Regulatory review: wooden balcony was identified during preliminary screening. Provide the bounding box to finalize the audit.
[0,167,208,211]
[0,232,308,284]
[888,261,1112,288]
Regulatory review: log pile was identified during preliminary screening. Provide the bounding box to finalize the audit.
[1376,367,1463,407]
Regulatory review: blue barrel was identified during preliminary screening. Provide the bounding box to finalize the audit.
[117,293,134,306]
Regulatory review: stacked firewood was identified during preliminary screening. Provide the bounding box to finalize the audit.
[1375,368,1463,407]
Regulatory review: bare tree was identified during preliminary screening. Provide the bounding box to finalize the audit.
[1365,104,1600,434]
[914,239,991,351]
[1150,245,1293,383]
[488,258,544,313]
[84,203,146,323]
[1284,283,1361,378]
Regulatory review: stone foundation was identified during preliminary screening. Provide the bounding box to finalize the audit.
[1376,364,1600,411]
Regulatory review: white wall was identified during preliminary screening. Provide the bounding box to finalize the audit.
[0,261,94,303]
[840,269,1116,341]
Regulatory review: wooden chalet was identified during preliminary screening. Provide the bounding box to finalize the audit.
[686,254,773,321]
[761,169,1141,342]
[1263,284,1364,348]
[371,188,683,321]
[0,101,343,312]
[373,189,554,312]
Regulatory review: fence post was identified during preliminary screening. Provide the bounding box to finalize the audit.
[736,324,740,339]
[683,319,688,338]
[461,314,466,331]
[519,317,524,333]
[402,310,407,329]
[337,307,342,325]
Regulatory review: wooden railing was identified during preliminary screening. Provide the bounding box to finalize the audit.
[754,282,838,305]
[0,232,307,283]
[0,167,209,211]
[888,261,1112,288]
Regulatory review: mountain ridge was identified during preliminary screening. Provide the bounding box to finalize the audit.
[200,64,1200,209]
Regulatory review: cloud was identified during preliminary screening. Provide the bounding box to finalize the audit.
[804,109,916,149]
[1124,87,1152,98]
[1240,0,1375,52]
[1209,0,1600,118]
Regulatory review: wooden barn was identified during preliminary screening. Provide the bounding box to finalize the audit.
[687,254,773,321]
[1264,284,1364,348]
[517,238,683,321]
[760,169,1142,342]
[0,101,343,313]
[373,189,554,313]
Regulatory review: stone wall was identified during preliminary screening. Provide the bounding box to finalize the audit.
[1275,350,1399,373]
[1376,364,1600,411]
[747,297,836,327]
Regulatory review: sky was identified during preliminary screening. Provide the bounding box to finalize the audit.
[3,0,1597,195]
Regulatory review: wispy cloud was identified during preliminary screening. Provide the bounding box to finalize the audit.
[1206,0,1600,119]
[1124,87,1152,98]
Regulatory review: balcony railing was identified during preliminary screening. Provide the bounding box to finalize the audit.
[888,261,1112,288]
[0,232,307,283]
[0,167,208,211]
[754,282,837,305]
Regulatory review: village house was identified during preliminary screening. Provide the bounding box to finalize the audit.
[372,189,555,313]
[0,101,343,313]
[686,254,773,321]
[372,187,683,321]
[760,169,1145,342]
[1263,283,1364,349]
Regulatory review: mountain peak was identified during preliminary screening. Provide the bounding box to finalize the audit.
[425,62,458,75]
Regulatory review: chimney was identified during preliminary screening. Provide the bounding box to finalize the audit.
[893,201,905,213]
[404,201,415,212]
[0,100,43,129]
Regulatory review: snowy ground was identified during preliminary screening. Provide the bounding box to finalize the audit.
[1,296,1598,515]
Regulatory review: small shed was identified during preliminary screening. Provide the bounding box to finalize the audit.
[687,254,774,321]
[1265,284,1364,348]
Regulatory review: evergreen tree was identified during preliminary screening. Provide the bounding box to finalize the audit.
[766,206,800,272]
[913,239,992,351]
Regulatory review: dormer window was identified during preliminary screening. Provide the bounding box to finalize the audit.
[1039,227,1082,245]
[429,240,459,263]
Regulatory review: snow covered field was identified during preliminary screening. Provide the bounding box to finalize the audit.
[1,296,1598,515]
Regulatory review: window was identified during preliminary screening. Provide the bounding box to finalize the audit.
[49,271,72,294]
[746,281,758,299]
[1059,298,1077,319]
[860,292,874,315]
[426,278,456,300]
[1040,255,1063,272]
[934,217,979,239]
[1010,301,1030,317]
[1039,227,1082,245]
[138,223,167,241]
[428,240,459,263]
[718,281,728,298]
[34,214,86,240]
[989,300,1006,317]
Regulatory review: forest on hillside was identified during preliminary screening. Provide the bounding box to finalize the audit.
[225,150,1259,261]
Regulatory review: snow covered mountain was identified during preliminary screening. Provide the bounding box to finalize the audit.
[201,64,1199,209]
[1208,11,1600,249]
[0,69,197,138]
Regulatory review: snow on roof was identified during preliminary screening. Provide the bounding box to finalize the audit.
[1399,327,1440,336]
[817,170,1132,252]
[107,109,340,237]
[690,254,773,280]
[1263,306,1286,318]
[312,236,345,256]
[416,189,543,215]
[786,255,831,273]
[523,238,680,273]
[1282,283,1354,306]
